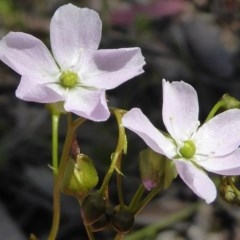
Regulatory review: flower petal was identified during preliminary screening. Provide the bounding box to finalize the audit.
[195,109,240,156]
[80,48,145,89]
[197,148,240,175]
[16,76,64,103]
[64,88,109,121]
[175,160,216,203]
[0,32,59,78]
[162,80,199,143]
[50,4,102,69]
[122,108,175,158]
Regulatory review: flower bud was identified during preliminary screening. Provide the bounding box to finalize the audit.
[219,176,240,204]
[139,148,177,190]
[62,154,98,197]
[82,192,107,225]
[221,94,240,110]
[111,207,134,234]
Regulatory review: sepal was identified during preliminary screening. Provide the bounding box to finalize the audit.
[61,154,99,197]
[139,148,177,190]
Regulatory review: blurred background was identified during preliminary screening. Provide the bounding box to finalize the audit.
[1,0,240,239]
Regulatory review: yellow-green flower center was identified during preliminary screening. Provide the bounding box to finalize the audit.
[60,71,78,89]
[179,140,196,159]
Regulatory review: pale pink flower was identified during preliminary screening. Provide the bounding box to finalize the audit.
[0,4,145,121]
[122,79,240,203]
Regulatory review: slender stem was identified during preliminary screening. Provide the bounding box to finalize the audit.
[48,114,80,240]
[128,184,145,211]
[85,225,96,240]
[72,117,86,129]
[48,188,60,240]
[116,154,124,207]
[132,186,162,215]
[52,114,60,176]
[99,109,126,195]
[205,101,225,122]
[125,203,199,240]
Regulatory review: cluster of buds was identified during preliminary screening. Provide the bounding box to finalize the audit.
[82,191,135,234]
[61,137,134,234]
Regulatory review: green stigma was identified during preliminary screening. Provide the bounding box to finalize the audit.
[60,71,78,89]
[179,140,196,159]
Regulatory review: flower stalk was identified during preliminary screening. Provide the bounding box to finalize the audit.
[204,100,225,122]
[51,114,60,176]
[99,109,126,196]
[48,114,86,240]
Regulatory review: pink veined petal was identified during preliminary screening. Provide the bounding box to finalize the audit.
[50,4,102,69]
[175,160,217,203]
[122,108,176,158]
[197,148,240,175]
[0,32,59,78]
[79,48,145,89]
[195,109,240,156]
[16,75,65,103]
[162,80,199,143]
[64,88,109,121]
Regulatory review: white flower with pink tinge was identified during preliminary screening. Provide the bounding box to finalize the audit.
[0,4,145,121]
[122,79,240,203]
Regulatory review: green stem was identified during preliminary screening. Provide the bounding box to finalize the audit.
[48,114,85,240]
[72,117,86,129]
[125,203,199,240]
[52,114,60,176]
[132,186,162,215]
[128,184,145,211]
[116,155,125,208]
[205,101,225,122]
[99,109,126,195]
